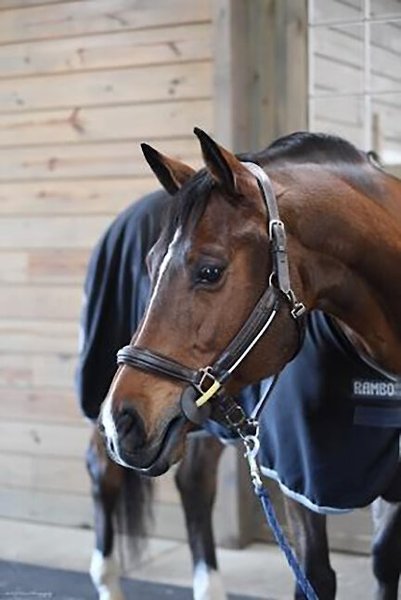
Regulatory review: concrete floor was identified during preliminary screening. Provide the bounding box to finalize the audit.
[0,517,379,599]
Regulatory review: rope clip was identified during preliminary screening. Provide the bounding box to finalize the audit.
[243,428,262,489]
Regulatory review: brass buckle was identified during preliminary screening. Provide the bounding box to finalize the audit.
[195,367,222,408]
[197,366,217,393]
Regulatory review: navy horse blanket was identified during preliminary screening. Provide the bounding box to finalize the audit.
[76,191,401,514]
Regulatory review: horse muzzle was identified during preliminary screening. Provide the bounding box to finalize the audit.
[99,394,188,475]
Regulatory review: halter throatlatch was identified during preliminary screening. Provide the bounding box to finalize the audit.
[116,162,306,432]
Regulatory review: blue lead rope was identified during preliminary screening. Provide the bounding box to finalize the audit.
[243,434,319,600]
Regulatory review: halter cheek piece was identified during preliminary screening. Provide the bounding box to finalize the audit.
[116,163,306,434]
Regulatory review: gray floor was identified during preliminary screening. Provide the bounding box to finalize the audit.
[0,560,260,600]
[0,518,378,599]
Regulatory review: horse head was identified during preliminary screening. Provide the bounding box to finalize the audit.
[99,129,306,475]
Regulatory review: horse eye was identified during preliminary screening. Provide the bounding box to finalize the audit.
[197,265,224,284]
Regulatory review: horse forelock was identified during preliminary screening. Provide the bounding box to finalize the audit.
[159,168,214,244]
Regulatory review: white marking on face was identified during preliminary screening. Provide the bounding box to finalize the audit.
[100,228,182,469]
[90,549,125,600]
[78,291,88,355]
[135,227,182,340]
[100,392,131,469]
[193,561,227,600]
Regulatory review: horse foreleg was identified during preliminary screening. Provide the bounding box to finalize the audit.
[175,434,226,600]
[372,498,401,600]
[86,428,125,600]
[283,495,336,599]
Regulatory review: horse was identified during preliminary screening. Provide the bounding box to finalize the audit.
[78,186,389,600]
[77,191,228,600]
[98,128,401,600]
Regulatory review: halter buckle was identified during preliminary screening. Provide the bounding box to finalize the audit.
[291,301,307,320]
[195,367,222,408]
[224,404,247,429]
[285,290,306,320]
[269,219,286,247]
[197,366,217,392]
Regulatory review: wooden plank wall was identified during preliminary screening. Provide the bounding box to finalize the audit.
[0,0,213,535]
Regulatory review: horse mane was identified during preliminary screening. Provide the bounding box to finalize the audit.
[256,131,369,166]
[244,131,385,201]
[160,132,385,240]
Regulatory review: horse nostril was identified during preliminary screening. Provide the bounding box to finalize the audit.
[114,403,147,451]
[108,438,116,455]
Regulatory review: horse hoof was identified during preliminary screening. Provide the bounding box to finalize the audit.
[193,563,227,600]
[98,588,125,600]
[90,549,126,600]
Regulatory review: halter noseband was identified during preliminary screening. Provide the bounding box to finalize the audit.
[116,163,306,429]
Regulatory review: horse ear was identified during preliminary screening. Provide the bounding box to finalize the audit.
[194,127,244,195]
[141,143,195,195]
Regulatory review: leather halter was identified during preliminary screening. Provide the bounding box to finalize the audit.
[116,163,306,427]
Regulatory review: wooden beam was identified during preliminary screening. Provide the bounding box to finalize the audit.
[213,0,308,152]
[212,0,308,548]
[273,0,308,137]
[213,0,251,150]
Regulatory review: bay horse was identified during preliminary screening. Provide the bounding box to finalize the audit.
[77,191,227,599]
[90,129,401,599]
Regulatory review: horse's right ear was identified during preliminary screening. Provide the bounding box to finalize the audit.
[141,143,195,195]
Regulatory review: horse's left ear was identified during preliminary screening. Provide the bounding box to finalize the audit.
[141,143,195,195]
[194,127,247,195]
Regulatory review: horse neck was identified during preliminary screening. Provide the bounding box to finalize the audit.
[272,164,401,374]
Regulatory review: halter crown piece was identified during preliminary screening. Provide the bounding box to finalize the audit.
[116,162,306,429]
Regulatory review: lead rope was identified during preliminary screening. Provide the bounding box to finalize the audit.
[243,432,319,600]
